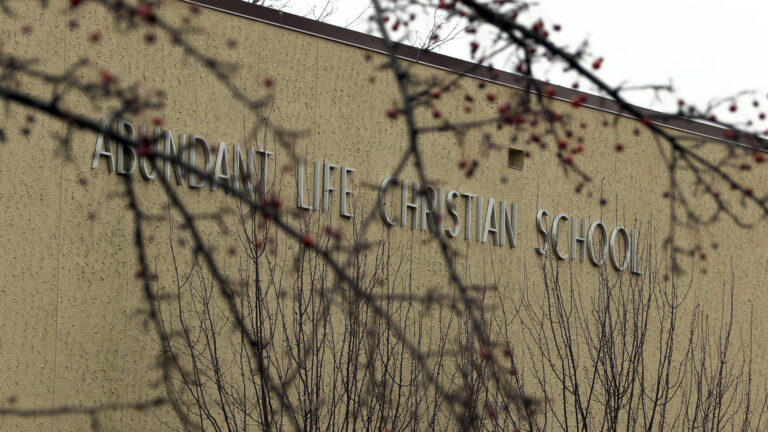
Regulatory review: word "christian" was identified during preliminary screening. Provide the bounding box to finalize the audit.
[377,177,518,248]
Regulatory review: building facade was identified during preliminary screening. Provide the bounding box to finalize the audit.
[0,1,766,430]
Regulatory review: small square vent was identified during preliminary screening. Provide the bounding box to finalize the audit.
[508,148,524,170]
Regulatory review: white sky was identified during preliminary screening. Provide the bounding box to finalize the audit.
[274,0,767,124]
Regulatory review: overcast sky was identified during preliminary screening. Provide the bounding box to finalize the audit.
[272,0,767,123]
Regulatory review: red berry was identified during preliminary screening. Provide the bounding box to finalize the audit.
[485,405,497,419]
[152,115,163,126]
[498,103,511,114]
[137,143,152,157]
[430,89,441,99]
[615,142,624,152]
[98,68,115,84]
[324,226,337,237]
[261,76,274,88]
[135,4,154,21]
[301,233,314,247]
[486,93,498,102]
[557,138,567,149]
[571,94,587,107]
[480,345,492,360]
[470,41,479,56]
[745,187,754,196]
[755,152,765,163]
[386,107,398,119]
[565,154,574,164]
[432,109,441,119]
[729,103,737,112]
[592,57,604,70]
[544,86,556,97]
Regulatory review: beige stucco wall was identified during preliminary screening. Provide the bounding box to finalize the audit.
[0,1,766,430]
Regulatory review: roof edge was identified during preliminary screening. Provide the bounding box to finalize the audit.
[181,0,765,150]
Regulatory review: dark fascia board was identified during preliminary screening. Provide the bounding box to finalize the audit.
[182,0,765,151]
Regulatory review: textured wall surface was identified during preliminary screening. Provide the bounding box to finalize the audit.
[0,1,766,430]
